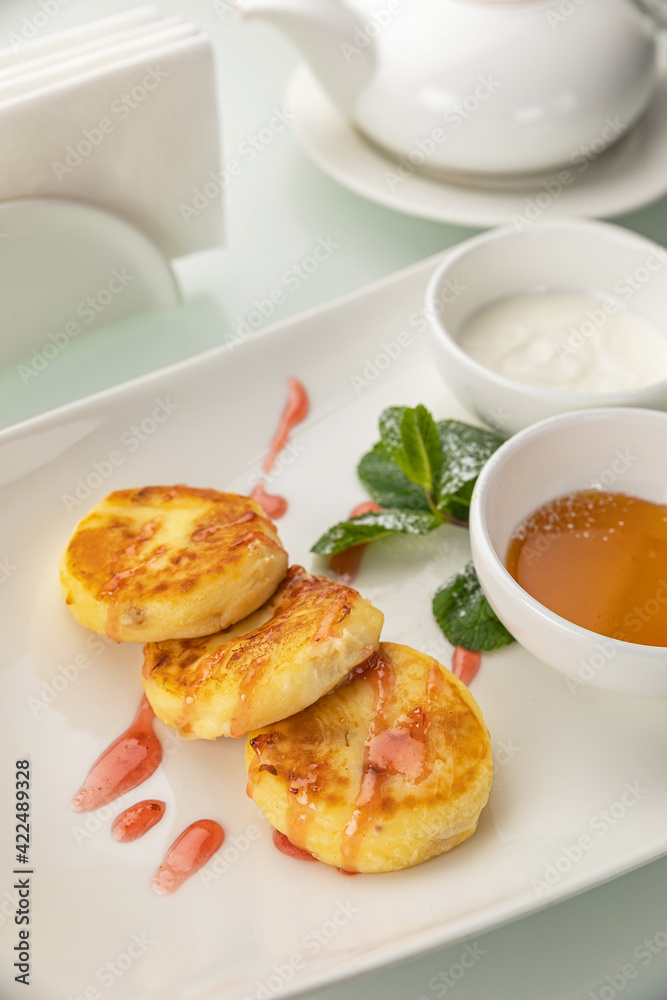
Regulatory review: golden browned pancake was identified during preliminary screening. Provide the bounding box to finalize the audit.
[60,486,288,642]
[245,642,492,873]
[142,565,385,739]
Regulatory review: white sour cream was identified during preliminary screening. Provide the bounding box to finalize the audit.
[458,292,667,393]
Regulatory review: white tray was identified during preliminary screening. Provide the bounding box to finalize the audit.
[2,251,667,1000]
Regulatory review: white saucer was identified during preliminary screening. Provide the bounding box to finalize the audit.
[0,198,180,370]
[287,52,667,227]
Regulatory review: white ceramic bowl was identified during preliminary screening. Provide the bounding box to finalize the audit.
[470,407,667,696]
[427,218,667,436]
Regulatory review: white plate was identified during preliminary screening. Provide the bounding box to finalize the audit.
[287,49,667,227]
[0,198,180,371]
[2,252,667,1000]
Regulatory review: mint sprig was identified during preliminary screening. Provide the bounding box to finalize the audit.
[380,405,442,502]
[433,562,515,652]
[310,403,514,654]
[311,405,504,556]
[311,508,441,555]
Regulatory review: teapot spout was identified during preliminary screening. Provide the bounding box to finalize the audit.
[239,0,376,113]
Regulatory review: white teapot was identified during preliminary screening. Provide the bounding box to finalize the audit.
[241,0,665,179]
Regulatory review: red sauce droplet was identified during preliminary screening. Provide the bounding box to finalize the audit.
[152,820,224,895]
[263,377,309,473]
[71,695,162,813]
[427,662,445,698]
[367,720,426,781]
[250,481,288,519]
[451,646,482,686]
[328,502,382,584]
[272,828,318,862]
[111,800,165,842]
[340,652,395,871]
[272,830,358,876]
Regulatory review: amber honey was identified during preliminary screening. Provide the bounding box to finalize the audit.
[506,490,667,647]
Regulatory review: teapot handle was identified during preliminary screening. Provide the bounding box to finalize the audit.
[631,0,667,27]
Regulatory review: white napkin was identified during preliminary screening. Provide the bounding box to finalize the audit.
[0,7,160,68]
[0,23,200,101]
[0,14,223,259]
[0,16,187,83]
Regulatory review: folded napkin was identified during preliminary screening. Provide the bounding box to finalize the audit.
[0,11,223,259]
[0,15,187,84]
[0,7,160,69]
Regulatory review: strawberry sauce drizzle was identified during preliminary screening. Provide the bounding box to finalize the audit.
[272,830,357,876]
[250,482,287,519]
[251,377,309,519]
[71,695,162,813]
[263,377,309,473]
[272,828,318,862]
[340,652,395,872]
[152,820,225,895]
[112,800,165,842]
[328,501,382,584]
[451,646,482,686]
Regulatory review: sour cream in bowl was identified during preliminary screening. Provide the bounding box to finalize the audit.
[427,219,667,436]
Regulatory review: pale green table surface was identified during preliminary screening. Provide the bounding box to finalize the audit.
[2,1,667,997]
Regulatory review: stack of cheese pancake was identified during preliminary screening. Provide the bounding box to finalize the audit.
[60,485,492,873]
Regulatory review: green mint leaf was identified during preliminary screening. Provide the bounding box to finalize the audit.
[311,508,441,555]
[378,404,443,494]
[433,561,515,651]
[436,420,503,519]
[397,405,442,491]
[357,442,432,512]
[378,406,407,460]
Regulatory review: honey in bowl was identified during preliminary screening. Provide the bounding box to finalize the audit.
[506,490,667,647]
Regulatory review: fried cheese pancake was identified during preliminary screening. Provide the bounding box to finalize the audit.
[142,565,384,739]
[245,642,492,873]
[60,486,288,642]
